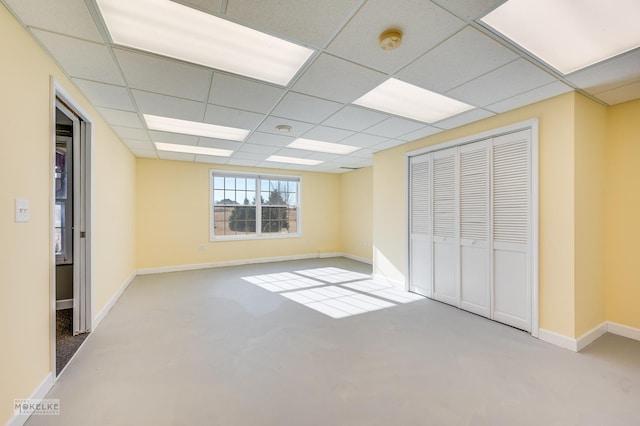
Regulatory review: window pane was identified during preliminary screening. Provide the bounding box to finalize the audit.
[55,202,65,255]
[214,176,225,189]
[225,177,235,190]
[288,207,298,233]
[247,179,256,191]
[214,190,225,204]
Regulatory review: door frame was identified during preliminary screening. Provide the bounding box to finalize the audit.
[405,118,539,337]
[50,80,94,378]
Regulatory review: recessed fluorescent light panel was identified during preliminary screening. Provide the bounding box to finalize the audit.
[288,138,360,155]
[353,78,473,123]
[155,142,232,157]
[96,0,314,85]
[481,0,640,74]
[144,114,249,141]
[266,155,323,166]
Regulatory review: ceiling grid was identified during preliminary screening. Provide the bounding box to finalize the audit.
[2,0,639,172]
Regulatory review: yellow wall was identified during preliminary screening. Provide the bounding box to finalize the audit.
[373,93,578,337]
[92,123,137,314]
[605,99,640,330]
[340,167,373,262]
[0,4,136,425]
[574,94,607,336]
[136,159,341,269]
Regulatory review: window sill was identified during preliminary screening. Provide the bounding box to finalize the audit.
[209,233,302,242]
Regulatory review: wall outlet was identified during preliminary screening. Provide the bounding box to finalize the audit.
[198,244,206,251]
[15,198,29,222]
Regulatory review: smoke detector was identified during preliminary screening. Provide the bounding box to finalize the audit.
[379,29,403,51]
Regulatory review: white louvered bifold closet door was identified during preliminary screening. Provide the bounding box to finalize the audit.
[409,154,432,297]
[492,130,531,331]
[432,148,458,306]
[459,140,490,318]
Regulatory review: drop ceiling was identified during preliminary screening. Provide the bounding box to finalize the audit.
[3,0,640,173]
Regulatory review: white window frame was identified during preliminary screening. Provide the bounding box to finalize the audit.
[210,170,302,241]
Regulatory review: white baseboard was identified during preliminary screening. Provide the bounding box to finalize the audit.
[540,321,640,352]
[6,372,53,426]
[321,252,373,265]
[92,272,136,330]
[576,322,608,351]
[608,321,640,342]
[55,299,73,310]
[136,252,372,275]
[538,328,578,352]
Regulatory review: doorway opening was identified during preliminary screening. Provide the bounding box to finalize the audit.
[52,90,93,377]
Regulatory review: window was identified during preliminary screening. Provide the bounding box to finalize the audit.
[55,136,73,263]
[210,171,300,240]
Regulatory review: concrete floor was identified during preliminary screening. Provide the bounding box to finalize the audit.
[28,258,640,425]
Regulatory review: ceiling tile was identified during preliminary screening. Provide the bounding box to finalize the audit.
[132,90,206,121]
[433,0,507,20]
[114,49,212,102]
[227,159,262,167]
[128,148,158,159]
[73,79,134,110]
[257,117,315,137]
[230,151,269,161]
[4,0,103,42]
[330,155,372,165]
[194,155,228,164]
[339,133,389,148]
[32,30,124,85]
[245,131,296,147]
[305,152,342,162]
[486,81,573,113]
[349,148,376,159]
[123,139,154,150]
[566,49,640,94]
[225,0,363,48]
[321,106,389,131]
[372,139,408,151]
[258,162,311,172]
[172,0,223,14]
[97,108,143,128]
[327,0,465,74]
[594,81,640,106]
[300,126,355,142]
[446,59,556,106]
[210,73,285,114]
[203,104,265,129]
[111,126,149,141]
[148,131,198,145]
[271,92,343,123]
[157,151,196,162]
[363,117,426,138]
[238,143,280,155]
[433,108,495,130]
[397,126,443,141]
[396,26,518,93]
[198,138,242,151]
[275,148,314,158]
[293,54,387,103]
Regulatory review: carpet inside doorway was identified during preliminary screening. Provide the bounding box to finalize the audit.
[56,309,89,375]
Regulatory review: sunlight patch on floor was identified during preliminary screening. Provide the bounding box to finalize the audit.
[241,267,423,319]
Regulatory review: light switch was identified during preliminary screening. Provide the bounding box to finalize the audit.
[15,198,29,222]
